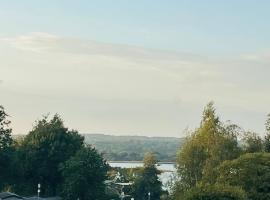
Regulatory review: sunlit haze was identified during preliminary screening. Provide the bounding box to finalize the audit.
[1,1,270,136]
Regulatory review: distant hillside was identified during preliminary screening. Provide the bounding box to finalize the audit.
[83,134,184,162]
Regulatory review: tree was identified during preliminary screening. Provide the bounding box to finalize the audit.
[264,114,270,152]
[242,131,263,153]
[180,185,247,200]
[133,152,162,200]
[0,106,12,149]
[176,134,207,189]
[216,153,270,200]
[143,152,157,168]
[60,145,109,200]
[176,102,241,193]
[0,106,13,189]
[17,114,84,196]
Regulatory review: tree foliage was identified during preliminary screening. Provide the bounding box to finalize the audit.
[60,145,109,200]
[216,153,270,200]
[2,103,270,200]
[83,134,182,162]
[242,131,263,153]
[133,152,162,200]
[264,114,270,152]
[180,185,247,200]
[0,106,13,189]
[0,105,12,149]
[16,114,84,196]
[143,152,158,168]
[176,102,241,192]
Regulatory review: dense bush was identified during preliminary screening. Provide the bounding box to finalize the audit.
[181,185,247,200]
[217,153,270,200]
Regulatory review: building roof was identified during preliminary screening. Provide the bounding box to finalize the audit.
[24,197,61,200]
[0,192,23,199]
[0,193,61,200]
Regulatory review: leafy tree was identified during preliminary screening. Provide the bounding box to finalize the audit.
[176,102,241,194]
[216,153,270,200]
[176,134,206,189]
[0,106,13,189]
[0,106,12,149]
[242,131,263,153]
[264,114,270,152]
[143,152,158,168]
[180,185,247,200]
[133,152,162,200]
[60,145,109,200]
[17,114,84,196]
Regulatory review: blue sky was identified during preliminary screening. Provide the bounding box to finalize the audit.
[1,1,270,55]
[0,1,270,136]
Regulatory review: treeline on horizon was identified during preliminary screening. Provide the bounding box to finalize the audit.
[13,134,183,162]
[83,134,183,162]
[1,102,270,200]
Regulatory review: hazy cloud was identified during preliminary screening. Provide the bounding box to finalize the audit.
[1,32,270,136]
[241,51,270,63]
[1,32,221,84]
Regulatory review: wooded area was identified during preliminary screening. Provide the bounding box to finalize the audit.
[1,102,270,200]
[84,134,183,162]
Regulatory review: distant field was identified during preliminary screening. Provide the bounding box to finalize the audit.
[83,134,184,162]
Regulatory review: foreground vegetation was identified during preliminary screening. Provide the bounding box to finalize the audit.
[173,102,270,200]
[0,109,109,199]
[1,102,270,200]
[0,106,164,200]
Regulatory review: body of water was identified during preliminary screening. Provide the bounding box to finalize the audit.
[109,161,176,171]
[108,162,177,190]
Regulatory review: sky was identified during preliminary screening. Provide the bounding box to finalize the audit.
[1,1,270,137]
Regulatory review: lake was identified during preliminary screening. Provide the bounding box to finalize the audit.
[108,162,177,189]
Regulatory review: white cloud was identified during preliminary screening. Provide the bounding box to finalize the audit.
[240,51,270,63]
[1,32,59,52]
[0,32,269,136]
[1,32,221,85]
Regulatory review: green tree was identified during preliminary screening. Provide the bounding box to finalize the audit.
[180,185,247,200]
[216,153,270,200]
[60,145,109,200]
[0,106,13,189]
[0,106,12,149]
[242,132,263,153]
[133,152,162,200]
[17,114,84,196]
[176,102,241,193]
[264,114,270,152]
[143,152,158,168]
